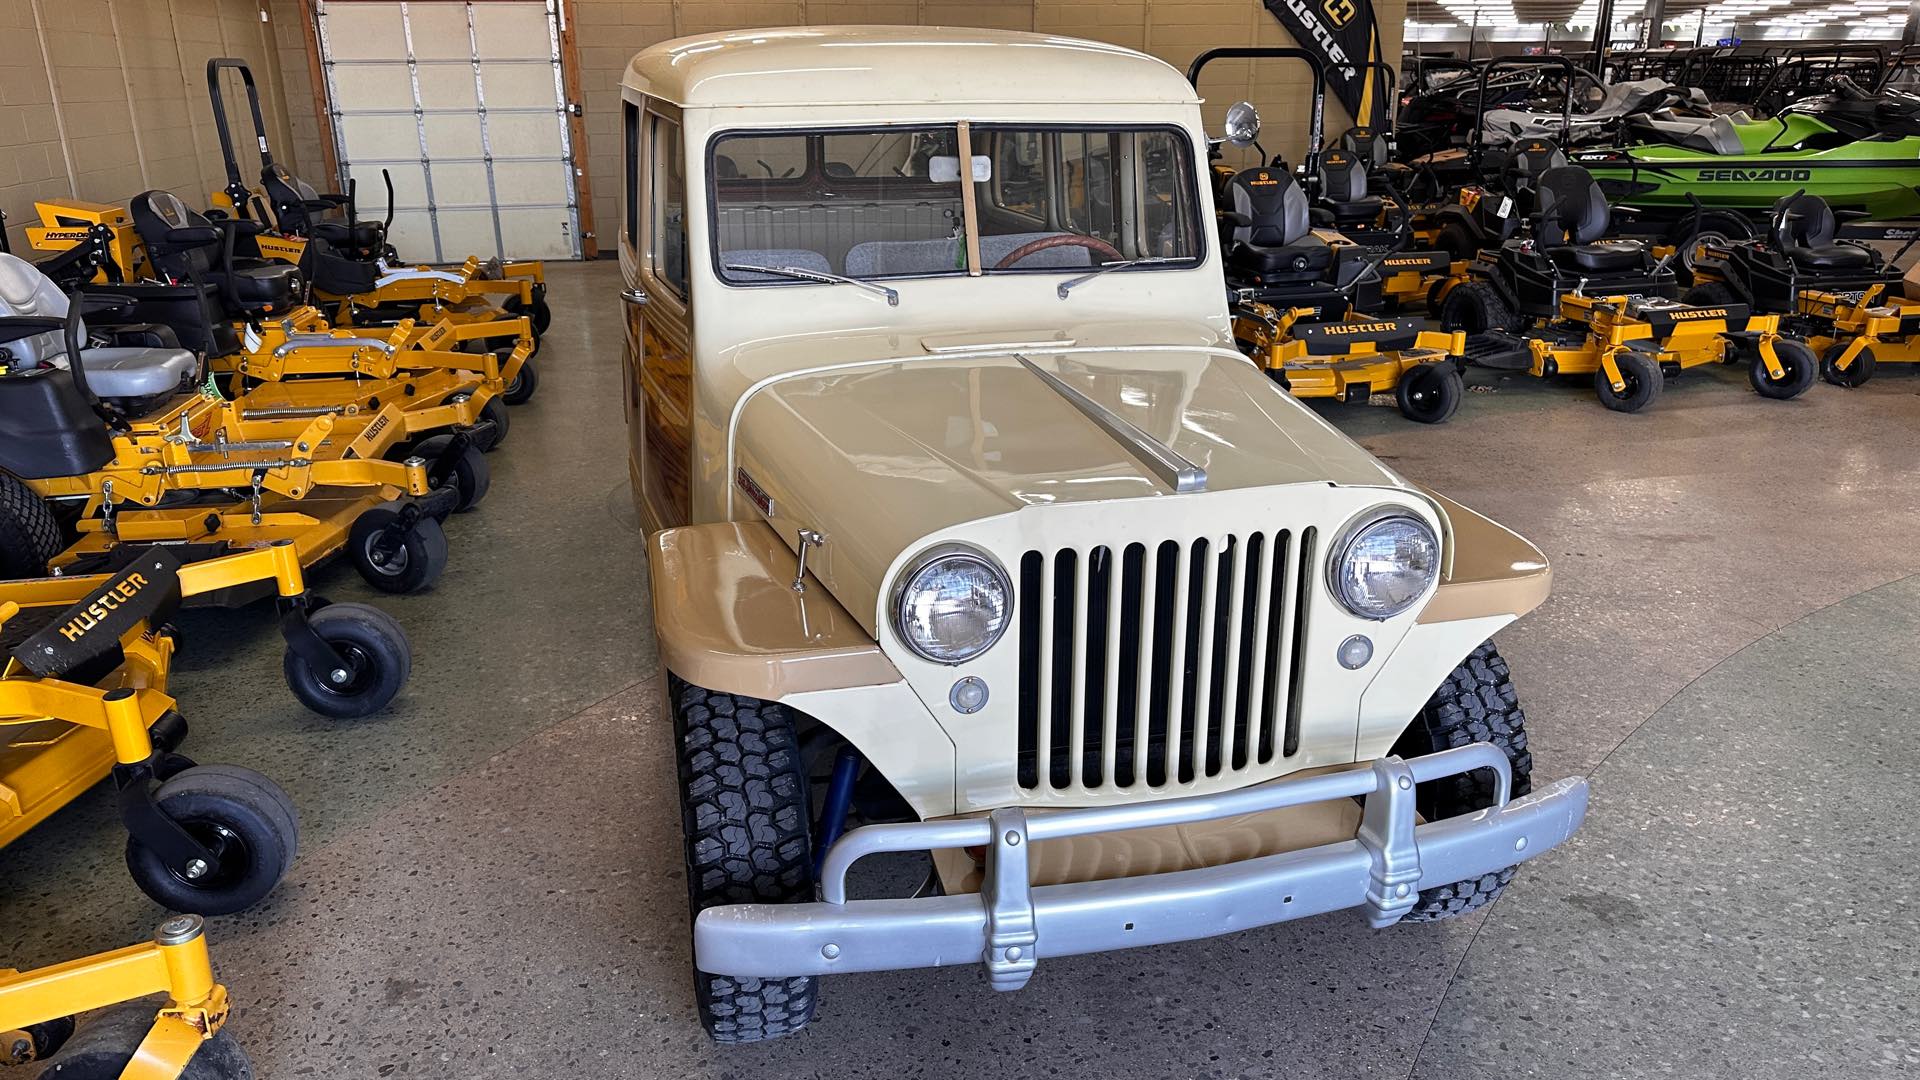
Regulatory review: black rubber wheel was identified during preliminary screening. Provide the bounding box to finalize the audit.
[413,435,490,512]
[1820,341,1876,387]
[0,472,62,580]
[37,1003,254,1079]
[1391,640,1534,922]
[124,766,299,916]
[1438,279,1516,336]
[1682,281,1738,309]
[670,675,819,1044]
[1671,211,1752,277]
[1395,362,1463,424]
[1750,338,1817,400]
[502,356,539,405]
[479,396,509,450]
[1435,222,1479,263]
[1594,350,1663,413]
[529,296,552,335]
[7,1016,75,1065]
[282,603,412,719]
[348,503,448,594]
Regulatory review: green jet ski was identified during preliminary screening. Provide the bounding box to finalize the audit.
[1570,73,1920,223]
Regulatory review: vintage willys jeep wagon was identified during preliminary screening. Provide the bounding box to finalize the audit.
[618,26,1589,1042]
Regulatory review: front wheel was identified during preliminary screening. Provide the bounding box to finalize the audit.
[1820,341,1875,387]
[671,677,819,1043]
[1395,362,1463,424]
[283,604,413,719]
[1750,338,1816,400]
[1682,281,1738,310]
[124,766,299,916]
[502,356,539,405]
[31,1004,253,1079]
[348,504,449,594]
[1391,641,1534,922]
[413,435,490,512]
[1594,351,1663,413]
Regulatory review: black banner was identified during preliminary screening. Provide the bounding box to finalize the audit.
[1263,0,1382,120]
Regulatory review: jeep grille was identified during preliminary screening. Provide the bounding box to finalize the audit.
[1015,530,1315,792]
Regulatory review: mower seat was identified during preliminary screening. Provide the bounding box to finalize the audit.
[312,220,385,251]
[132,190,304,317]
[265,164,387,256]
[1530,165,1651,273]
[1225,167,1332,278]
[0,254,197,401]
[224,260,302,306]
[1768,193,1874,271]
[1316,149,1384,226]
[1547,243,1648,273]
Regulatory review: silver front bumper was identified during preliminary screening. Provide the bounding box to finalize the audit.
[694,745,1589,989]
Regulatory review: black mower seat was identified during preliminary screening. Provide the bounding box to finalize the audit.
[1786,244,1873,270]
[313,220,385,251]
[1225,166,1333,277]
[1316,150,1384,224]
[1547,242,1648,273]
[221,260,302,305]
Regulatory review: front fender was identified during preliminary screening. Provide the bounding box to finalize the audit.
[649,520,959,817]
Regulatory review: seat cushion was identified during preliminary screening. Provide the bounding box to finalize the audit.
[1548,242,1648,273]
[222,263,301,306]
[312,221,385,251]
[1325,197,1383,223]
[1788,244,1872,270]
[1230,239,1333,276]
[80,346,196,400]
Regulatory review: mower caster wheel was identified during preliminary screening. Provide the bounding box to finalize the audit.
[125,765,299,916]
[33,1003,253,1079]
[529,296,552,336]
[7,1015,74,1065]
[284,604,413,719]
[1396,363,1462,424]
[349,504,449,594]
[479,397,509,450]
[1820,342,1875,388]
[503,356,539,405]
[412,435,490,512]
[1751,339,1816,400]
[1594,352,1662,413]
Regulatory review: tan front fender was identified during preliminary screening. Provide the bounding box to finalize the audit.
[649,521,959,817]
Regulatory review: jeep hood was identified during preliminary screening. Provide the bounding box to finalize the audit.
[731,340,1420,635]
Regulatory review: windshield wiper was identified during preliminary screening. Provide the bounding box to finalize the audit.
[1055,256,1185,300]
[723,263,899,307]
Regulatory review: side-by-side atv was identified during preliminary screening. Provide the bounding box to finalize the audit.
[1436,162,1817,412]
[1687,191,1920,386]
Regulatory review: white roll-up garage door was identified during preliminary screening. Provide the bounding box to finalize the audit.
[316,0,582,261]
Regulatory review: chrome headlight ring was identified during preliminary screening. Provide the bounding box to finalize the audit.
[1326,506,1441,621]
[890,542,1015,665]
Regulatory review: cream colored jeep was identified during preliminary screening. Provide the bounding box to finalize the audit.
[619,26,1589,1043]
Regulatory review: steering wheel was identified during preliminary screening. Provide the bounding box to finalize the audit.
[993,233,1123,269]
[1828,74,1873,102]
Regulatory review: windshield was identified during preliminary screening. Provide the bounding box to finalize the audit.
[710,124,1202,288]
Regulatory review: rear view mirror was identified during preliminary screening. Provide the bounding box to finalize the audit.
[1223,101,1261,147]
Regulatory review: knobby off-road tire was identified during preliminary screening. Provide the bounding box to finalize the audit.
[669,676,819,1043]
[1391,640,1535,922]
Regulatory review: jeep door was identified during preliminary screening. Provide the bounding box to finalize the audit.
[619,93,694,535]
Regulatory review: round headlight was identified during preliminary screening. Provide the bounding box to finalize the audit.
[1329,511,1440,620]
[892,545,1013,665]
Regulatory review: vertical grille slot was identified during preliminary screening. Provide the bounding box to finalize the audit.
[1016,528,1314,793]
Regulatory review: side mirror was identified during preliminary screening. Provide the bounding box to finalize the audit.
[1222,101,1261,147]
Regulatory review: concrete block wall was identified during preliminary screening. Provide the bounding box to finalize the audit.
[567,0,1405,249]
[0,0,298,253]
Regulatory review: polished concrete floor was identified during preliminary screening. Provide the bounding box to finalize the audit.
[6,260,1917,1078]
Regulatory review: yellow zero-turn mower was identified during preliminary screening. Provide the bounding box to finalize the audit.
[26,194,539,415]
[1686,191,1920,387]
[1434,162,1817,412]
[0,540,412,914]
[204,59,550,345]
[1218,166,1469,423]
[2,914,254,1077]
[0,283,486,595]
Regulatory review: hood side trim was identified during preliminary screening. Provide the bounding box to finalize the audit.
[1015,354,1207,494]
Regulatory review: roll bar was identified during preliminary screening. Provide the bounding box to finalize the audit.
[206,58,278,222]
[1466,56,1579,172]
[1186,47,1327,180]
